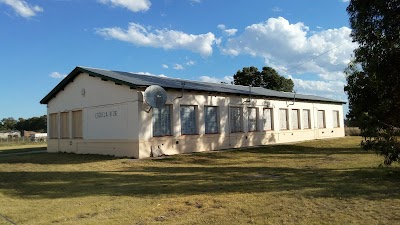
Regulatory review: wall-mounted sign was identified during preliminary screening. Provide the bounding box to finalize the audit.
[94,110,117,119]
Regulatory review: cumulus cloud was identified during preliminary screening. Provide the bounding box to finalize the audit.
[217,24,238,36]
[1,0,43,18]
[96,22,217,56]
[99,0,151,12]
[50,72,67,79]
[221,17,356,79]
[199,75,233,84]
[162,64,169,69]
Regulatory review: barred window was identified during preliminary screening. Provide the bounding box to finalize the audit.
[333,110,340,128]
[60,112,69,139]
[180,105,197,135]
[248,107,257,132]
[72,110,83,138]
[205,106,218,134]
[262,108,273,131]
[302,109,311,129]
[291,109,300,130]
[49,113,58,139]
[279,109,288,130]
[317,110,326,128]
[153,105,172,137]
[230,107,243,133]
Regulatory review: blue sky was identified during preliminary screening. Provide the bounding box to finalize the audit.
[0,0,355,119]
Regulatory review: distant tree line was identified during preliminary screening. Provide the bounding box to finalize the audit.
[0,116,47,133]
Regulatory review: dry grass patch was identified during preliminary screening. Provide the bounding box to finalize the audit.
[0,137,399,224]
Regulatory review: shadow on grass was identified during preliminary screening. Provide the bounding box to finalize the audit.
[0,146,47,155]
[1,140,398,201]
[0,165,399,200]
[0,152,116,164]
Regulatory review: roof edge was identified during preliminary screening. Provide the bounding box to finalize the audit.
[40,66,138,104]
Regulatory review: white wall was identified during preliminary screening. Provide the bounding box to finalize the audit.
[137,90,345,158]
[46,73,345,158]
[47,73,141,157]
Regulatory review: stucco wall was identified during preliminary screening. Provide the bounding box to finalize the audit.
[137,90,345,158]
[46,73,345,158]
[47,73,140,158]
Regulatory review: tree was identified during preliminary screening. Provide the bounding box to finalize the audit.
[0,117,17,131]
[344,0,400,165]
[233,66,294,92]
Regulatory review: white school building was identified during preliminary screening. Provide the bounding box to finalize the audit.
[40,66,345,158]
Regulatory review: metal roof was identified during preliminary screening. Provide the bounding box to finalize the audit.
[40,66,346,104]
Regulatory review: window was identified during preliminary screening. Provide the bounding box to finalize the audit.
[302,109,311,129]
[60,112,69,139]
[262,108,273,131]
[291,109,300,130]
[279,109,288,130]
[205,106,218,134]
[248,107,257,132]
[49,113,58,139]
[153,105,172,137]
[180,105,197,135]
[230,107,243,133]
[333,110,340,128]
[317,110,326,128]
[72,110,83,138]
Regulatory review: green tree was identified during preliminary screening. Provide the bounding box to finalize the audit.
[344,0,400,165]
[233,66,294,92]
[15,115,47,132]
[0,117,17,130]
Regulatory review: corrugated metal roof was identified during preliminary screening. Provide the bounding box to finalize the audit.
[40,66,346,104]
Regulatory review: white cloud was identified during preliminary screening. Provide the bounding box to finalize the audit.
[50,72,67,79]
[135,71,167,77]
[221,17,357,79]
[186,60,196,66]
[190,0,201,3]
[217,24,238,36]
[162,64,168,69]
[199,75,233,84]
[272,7,282,12]
[173,64,184,70]
[98,0,151,12]
[1,0,43,18]
[96,22,217,56]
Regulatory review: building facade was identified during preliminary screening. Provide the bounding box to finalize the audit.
[41,67,345,158]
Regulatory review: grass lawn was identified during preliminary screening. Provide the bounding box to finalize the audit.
[0,144,46,155]
[0,137,399,225]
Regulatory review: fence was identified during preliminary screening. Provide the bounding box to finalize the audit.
[0,137,46,146]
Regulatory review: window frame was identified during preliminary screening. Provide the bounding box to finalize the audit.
[204,106,219,134]
[180,105,198,135]
[291,109,300,130]
[72,110,83,139]
[333,110,340,128]
[317,110,326,129]
[230,107,243,133]
[49,113,58,139]
[247,107,258,132]
[60,112,70,139]
[152,105,172,137]
[262,108,273,131]
[302,109,311,129]
[279,108,289,130]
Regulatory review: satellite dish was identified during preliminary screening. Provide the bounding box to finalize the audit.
[144,85,167,108]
